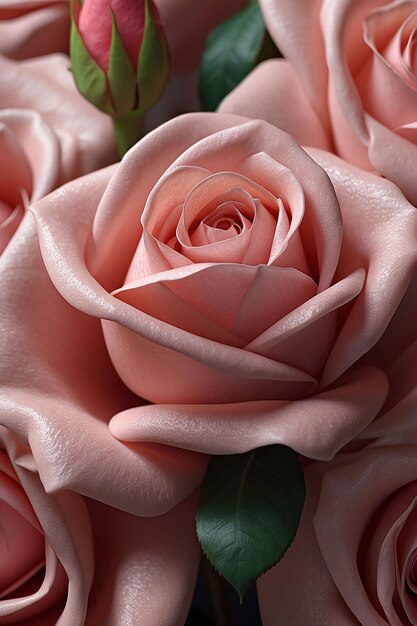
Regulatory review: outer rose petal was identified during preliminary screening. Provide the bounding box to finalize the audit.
[0,53,117,255]
[85,494,200,626]
[306,148,417,388]
[259,0,329,129]
[0,429,93,625]
[0,212,207,516]
[109,366,388,460]
[0,54,117,181]
[219,59,333,151]
[258,334,417,625]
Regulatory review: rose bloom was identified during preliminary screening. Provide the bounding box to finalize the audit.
[0,53,117,255]
[259,330,417,625]
[221,0,417,206]
[0,425,197,625]
[22,112,416,464]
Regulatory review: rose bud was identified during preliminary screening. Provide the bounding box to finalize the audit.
[70,0,170,153]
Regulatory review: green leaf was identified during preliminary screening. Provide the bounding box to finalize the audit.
[199,3,265,111]
[108,12,138,116]
[137,0,170,114]
[196,445,305,599]
[69,5,113,115]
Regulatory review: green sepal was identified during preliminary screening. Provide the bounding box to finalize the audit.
[199,2,266,112]
[70,0,113,115]
[136,0,170,114]
[108,12,138,116]
[196,445,306,600]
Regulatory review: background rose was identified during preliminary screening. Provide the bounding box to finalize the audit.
[0,53,117,255]
[30,113,417,462]
[258,331,417,625]
[222,0,417,205]
[0,0,69,59]
[0,425,93,624]
[0,425,198,625]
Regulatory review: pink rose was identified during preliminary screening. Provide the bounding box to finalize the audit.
[258,332,417,625]
[222,0,417,205]
[29,113,417,462]
[0,0,69,59]
[0,425,198,625]
[0,53,117,255]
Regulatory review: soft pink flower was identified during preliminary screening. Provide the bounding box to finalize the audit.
[222,0,417,205]
[26,112,417,464]
[258,328,417,625]
[0,53,117,255]
[0,425,198,625]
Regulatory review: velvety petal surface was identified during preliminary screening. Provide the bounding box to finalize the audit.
[1,212,207,516]
[85,494,200,626]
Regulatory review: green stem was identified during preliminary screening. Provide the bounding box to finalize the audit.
[113,110,145,157]
[201,556,232,626]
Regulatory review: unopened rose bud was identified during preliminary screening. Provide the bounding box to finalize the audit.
[70,0,170,120]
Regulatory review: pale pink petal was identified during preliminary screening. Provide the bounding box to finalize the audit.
[113,270,246,348]
[307,148,417,387]
[0,109,60,202]
[0,430,92,624]
[259,0,329,130]
[367,114,417,205]
[360,6,417,128]
[246,269,364,354]
[85,494,200,626]
[219,59,332,150]
[1,214,207,516]
[321,0,373,146]
[314,448,417,625]
[110,365,388,461]
[0,54,117,183]
[258,462,357,626]
[233,266,317,343]
[239,152,310,274]
[170,119,343,292]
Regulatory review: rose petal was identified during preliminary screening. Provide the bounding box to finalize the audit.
[258,0,329,130]
[85,494,200,626]
[219,59,332,150]
[1,214,207,516]
[110,365,388,461]
[307,148,417,387]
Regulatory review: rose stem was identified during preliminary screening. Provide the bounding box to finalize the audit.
[201,555,232,626]
[113,110,145,157]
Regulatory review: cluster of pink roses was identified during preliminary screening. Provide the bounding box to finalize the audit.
[1,0,417,624]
